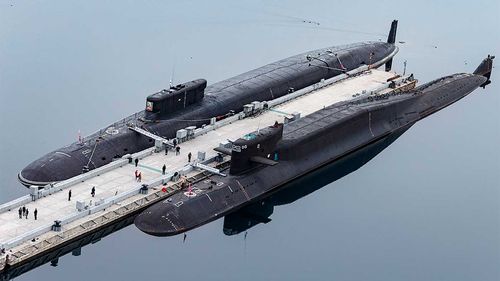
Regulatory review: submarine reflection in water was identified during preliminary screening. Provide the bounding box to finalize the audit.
[223,126,409,235]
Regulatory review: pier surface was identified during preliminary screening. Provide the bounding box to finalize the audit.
[0,69,403,271]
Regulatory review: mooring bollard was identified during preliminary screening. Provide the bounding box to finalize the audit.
[51,221,62,232]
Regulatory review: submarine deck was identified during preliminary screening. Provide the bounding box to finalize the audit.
[0,68,402,271]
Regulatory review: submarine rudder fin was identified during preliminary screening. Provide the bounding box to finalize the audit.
[385,19,398,72]
[387,19,398,44]
[473,55,495,88]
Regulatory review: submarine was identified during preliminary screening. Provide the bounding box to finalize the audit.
[134,55,494,236]
[18,20,400,187]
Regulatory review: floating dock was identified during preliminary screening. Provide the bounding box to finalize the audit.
[0,67,416,274]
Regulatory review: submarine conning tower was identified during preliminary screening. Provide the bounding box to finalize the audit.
[145,79,207,120]
[229,122,283,175]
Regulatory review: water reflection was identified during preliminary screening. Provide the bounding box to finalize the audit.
[0,126,409,280]
[223,126,410,235]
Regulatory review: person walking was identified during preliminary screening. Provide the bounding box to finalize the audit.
[138,171,142,182]
[134,158,139,167]
[18,207,22,219]
[91,186,96,197]
[25,208,29,219]
[173,138,177,147]
[34,208,38,220]
[68,190,72,201]
[162,164,166,175]
[22,206,26,217]
[135,170,139,181]
[188,152,192,163]
[176,146,180,156]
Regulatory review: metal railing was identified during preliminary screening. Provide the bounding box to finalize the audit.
[0,160,231,271]
[0,196,31,213]
[0,148,156,218]
[0,153,223,252]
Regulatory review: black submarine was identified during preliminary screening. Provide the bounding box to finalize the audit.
[134,56,494,236]
[18,21,400,187]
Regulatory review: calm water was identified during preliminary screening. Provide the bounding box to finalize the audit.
[0,1,499,280]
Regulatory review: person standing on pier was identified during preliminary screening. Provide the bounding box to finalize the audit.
[176,146,180,156]
[162,164,166,175]
[91,186,96,197]
[34,208,38,220]
[135,158,139,167]
[22,206,26,217]
[188,152,192,163]
[68,190,72,201]
[25,208,29,219]
[18,207,22,219]
[173,138,177,147]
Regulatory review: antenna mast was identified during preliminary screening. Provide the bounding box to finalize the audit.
[169,63,176,88]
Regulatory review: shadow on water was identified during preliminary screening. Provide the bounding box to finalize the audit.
[223,126,410,235]
[0,126,410,280]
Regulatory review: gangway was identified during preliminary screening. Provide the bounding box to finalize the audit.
[128,126,173,149]
[192,162,226,177]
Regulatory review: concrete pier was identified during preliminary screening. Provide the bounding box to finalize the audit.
[0,68,414,273]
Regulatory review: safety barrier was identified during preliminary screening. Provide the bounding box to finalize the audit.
[0,195,31,213]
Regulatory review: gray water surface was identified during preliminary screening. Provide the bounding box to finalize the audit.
[0,1,499,280]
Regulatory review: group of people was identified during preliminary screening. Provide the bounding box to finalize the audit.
[134,139,193,181]
[164,139,189,159]
[165,139,181,156]
[18,206,37,220]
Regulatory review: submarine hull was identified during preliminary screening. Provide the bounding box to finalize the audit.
[135,126,412,236]
[134,72,488,236]
[19,41,398,187]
